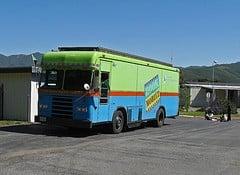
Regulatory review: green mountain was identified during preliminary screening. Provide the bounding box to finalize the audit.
[181,62,240,83]
[1,52,239,83]
[0,52,42,68]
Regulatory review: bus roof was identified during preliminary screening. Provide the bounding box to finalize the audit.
[58,47,172,67]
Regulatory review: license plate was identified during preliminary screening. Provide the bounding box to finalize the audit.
[39,116,47,122]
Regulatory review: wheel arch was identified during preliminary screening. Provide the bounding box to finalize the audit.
[157,106,166,119]
[115,106,128,125]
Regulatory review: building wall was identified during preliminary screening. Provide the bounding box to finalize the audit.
[189,87,207,107]
[238,91,240,107]
[229,90,240,108]
[215,89,226,100]
[0,72,31,121]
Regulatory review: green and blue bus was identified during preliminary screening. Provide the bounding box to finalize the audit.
[36,47,179,133]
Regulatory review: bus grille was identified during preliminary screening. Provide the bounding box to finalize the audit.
[51,96,73,118]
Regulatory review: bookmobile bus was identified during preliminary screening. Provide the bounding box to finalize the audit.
[36,47,179,134]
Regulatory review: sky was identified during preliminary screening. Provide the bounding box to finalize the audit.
[0,0,240,67]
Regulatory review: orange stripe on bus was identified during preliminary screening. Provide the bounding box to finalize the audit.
[109,91,144,96]
[109,91,178,97]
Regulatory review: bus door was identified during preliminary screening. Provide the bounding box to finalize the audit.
[126,65,139,123]
[98,60,111,122]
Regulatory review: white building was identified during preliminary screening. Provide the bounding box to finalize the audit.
[0,53,41,122]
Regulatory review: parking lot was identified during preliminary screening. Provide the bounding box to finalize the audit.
[0,117,239,175]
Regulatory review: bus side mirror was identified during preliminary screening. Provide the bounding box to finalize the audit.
[84,83,90,91]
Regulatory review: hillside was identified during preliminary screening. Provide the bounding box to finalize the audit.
[0,53,239,83]
[181,62,240,83]
[0,52,42,68]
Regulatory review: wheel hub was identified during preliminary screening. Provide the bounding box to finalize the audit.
[116,116,122,129]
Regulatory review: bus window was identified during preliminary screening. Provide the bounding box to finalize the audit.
[92,71,99,90]
[40,70,63,89]
[100,72,109,104]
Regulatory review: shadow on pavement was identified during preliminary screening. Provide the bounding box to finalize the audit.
[0,121,171,138]
[0,124,105,138]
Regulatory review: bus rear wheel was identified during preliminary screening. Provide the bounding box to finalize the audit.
[154,108,165,127]
[112,110,124,134]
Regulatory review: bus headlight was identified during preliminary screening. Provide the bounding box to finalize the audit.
[39,104,48,109]
[77,107,88,112]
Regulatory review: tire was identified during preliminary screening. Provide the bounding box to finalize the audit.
[112,110,124,134]
[154,108,165,127]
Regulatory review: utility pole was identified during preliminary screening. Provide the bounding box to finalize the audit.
[170,50,174,65]
[212,60,217,102]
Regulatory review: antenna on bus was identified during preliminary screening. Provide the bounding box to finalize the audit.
[170,50,174,65]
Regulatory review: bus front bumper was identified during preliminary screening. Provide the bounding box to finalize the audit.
[35,116,92,128]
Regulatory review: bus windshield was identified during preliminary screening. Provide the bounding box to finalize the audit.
[64,70,92,90]
[40,69,94,91]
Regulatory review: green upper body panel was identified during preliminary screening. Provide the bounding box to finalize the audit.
[42,50,179,72]
[42,50,179,93]
[42,51,98,69]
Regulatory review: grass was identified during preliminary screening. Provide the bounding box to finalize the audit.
[0,120,29,127]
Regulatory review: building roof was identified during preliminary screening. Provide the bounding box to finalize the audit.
[0,54,32,68]
[0,53,42,73]
[184,82,240,90]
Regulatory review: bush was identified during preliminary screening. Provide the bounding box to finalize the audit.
[206,99,237,114]
[179,87,190,112]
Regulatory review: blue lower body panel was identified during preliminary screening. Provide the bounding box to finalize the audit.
[106,96,179,122]
[38,93,179,127]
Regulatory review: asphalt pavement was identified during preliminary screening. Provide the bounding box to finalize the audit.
[0,117,239,175]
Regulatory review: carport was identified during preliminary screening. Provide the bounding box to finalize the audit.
[184,82,240,108]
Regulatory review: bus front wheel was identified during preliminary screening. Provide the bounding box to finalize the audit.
[112,110,124,134]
